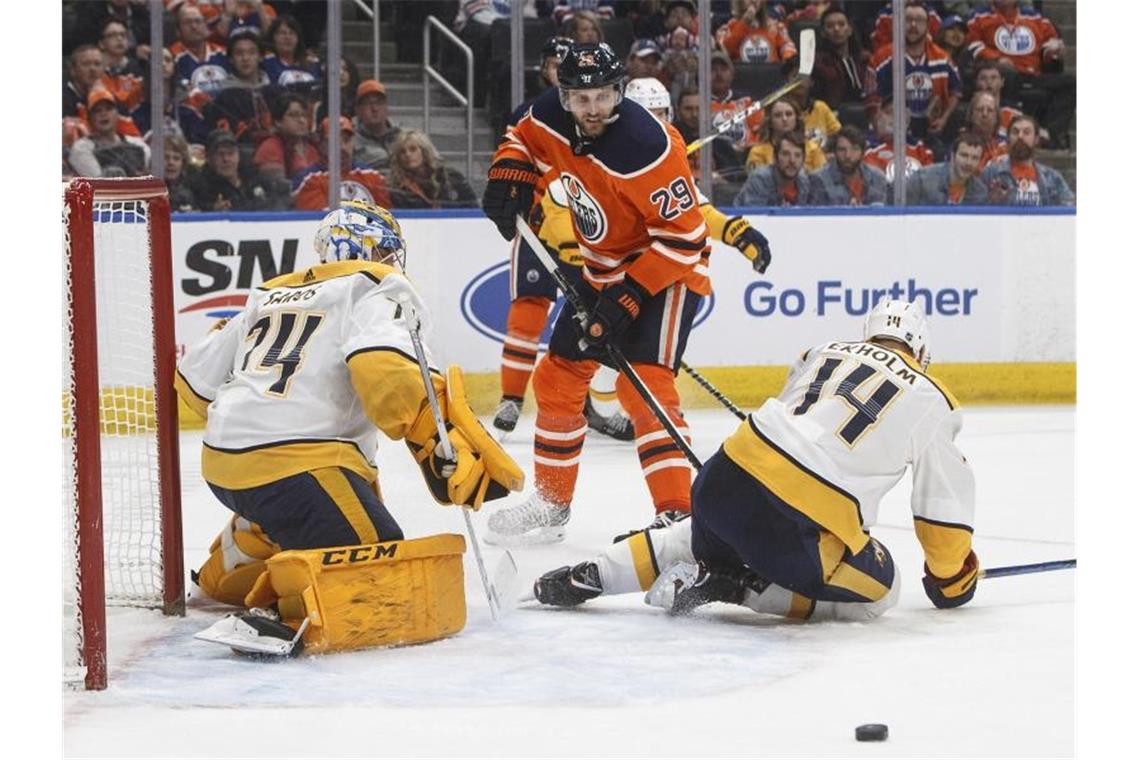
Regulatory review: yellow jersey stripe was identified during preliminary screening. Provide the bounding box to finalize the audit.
[259,260,400,290]
[787,592,815,620]
[627,531,660,591]
[310,467,380,544]
[174,370,211,419]
[818,532,889,601]
[723,418,869,553]
[914,516,974,579]
[203,440,377,490]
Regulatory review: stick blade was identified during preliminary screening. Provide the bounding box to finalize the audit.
[489,550,522,617]
[798,28,816,76]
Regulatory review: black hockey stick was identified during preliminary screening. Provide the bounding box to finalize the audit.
[514,216,703,469]
[679,362,747,421]
[980,558,1076,580]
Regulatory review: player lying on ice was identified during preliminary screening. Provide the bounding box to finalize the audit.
[174,201,524,657]
[531,300,981,621]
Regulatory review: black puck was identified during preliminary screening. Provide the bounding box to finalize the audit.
[855,724,889,742]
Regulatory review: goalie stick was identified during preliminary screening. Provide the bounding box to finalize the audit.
[685,28,816,156]
[514,215,703,470]
[399,291,516,621]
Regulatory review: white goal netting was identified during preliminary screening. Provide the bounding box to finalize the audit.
[64,195,169,688]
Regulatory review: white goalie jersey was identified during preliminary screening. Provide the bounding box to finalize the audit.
[175,260,439,491]
[723,340,975,577]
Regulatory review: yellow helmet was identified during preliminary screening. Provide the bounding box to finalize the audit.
[314,200,406,268]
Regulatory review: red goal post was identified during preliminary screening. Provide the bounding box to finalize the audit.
[63,177,185,691]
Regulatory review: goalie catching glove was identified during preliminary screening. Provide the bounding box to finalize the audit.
[482,158,540,241]
[722,216,771,274]
[407,365,525,509]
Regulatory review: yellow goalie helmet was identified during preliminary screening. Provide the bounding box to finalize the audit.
[314,200,406,268]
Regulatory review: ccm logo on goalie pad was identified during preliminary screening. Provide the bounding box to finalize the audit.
[561,173,607,244]
[321,543,398,565]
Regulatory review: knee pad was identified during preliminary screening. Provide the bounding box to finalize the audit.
[243,533,467,653]
[194,516,281,606]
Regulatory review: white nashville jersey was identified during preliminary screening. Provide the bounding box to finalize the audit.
[177,262,436,476]
[750,340,975,533]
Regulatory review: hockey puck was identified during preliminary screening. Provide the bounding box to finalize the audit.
[855,724,889,742]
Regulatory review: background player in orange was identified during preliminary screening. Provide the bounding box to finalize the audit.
[480,42,711,545]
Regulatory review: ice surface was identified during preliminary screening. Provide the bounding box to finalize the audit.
[64,407,1074,758]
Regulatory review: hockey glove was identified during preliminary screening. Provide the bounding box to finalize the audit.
[723,216,771,274]
[582,279,649,350]
[482,158,541,241]
[922,549,980,609]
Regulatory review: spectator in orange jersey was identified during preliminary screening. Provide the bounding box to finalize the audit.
[869,2,961,157]
[964,0,1074,147]
[745,98,827,173]
[717,0,796,63]
[387,130,477,210]
[870,1,942,54]
[98,18,145,114]
[962,91,1007,169]
[253,92,319,182]
[981,114,1072,206]
[811,6,868,109]
[68,88,150,178]
[291,116,393,211]
[862,98,935,183]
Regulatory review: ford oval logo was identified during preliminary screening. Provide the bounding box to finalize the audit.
[460,261,714,347]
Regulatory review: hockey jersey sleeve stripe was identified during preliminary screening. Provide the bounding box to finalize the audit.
[913,515,974,579]
[723,417,869,554]
[174,369,212,418]
[651,235,708,252]
[648,240,703,264]
[647,223,708,242]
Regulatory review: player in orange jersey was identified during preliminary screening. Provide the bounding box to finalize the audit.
[481,42,714,545]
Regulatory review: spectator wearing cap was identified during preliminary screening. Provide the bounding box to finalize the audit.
[868,2,962,156]
[550,1,615,26]
[627,39,664,82]
[807,126,890,206]
[68,88,150,178]
[936,14,972,78]
[189,128,286,211]
[388,130,477,210]
[169,3,229,93]
[709,50,765,162]
[64,45,107,120]
[253,93,319,182]
[965,1,1074,148]
[863,98,935,183]
[812,6,867,109]
[353,80,404,171]
[870,1,942,55]
[200,31,272,148]
[735,132,812,207]
[907,131,987,205]
[261,15,321,90]
[981,114,1072,206]
[745,98,827,174]
[99,18,145,114]
[716,0,796,63]
[291,116,393,211]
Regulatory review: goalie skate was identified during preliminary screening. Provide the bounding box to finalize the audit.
[534,561,603,607]
[584,397,634,441]
[485,493,570,546]
[193,608,308,658]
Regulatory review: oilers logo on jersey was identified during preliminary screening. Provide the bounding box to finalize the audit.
[561,173,607,244]
[994,25,1038,55]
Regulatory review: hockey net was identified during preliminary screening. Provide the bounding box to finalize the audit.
[63,178,184,691]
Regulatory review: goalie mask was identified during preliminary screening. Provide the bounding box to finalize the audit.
[863,299,931,369]
[314,201,406,268]
[624,77,673,123]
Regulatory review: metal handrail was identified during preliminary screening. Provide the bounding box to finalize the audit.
[423,16,474,181]
[350,0,380,82]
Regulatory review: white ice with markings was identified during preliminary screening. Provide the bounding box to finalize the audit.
[64,407,1074,758]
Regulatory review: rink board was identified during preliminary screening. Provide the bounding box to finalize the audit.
[165,208,1075,419]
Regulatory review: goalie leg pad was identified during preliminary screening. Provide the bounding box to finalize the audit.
[243,533,468,654]
[194,515,282,606]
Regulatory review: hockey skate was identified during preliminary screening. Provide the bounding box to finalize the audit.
[492,397,522,434]
[533,561,603,607]
[485,492,570,546]
[612,509,690,543]
[584,397,635,441]
[193,607,308,658]
[645,561,769,615]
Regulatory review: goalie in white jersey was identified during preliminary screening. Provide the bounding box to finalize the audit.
[532,300,979,620]
[176,201,523,656]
